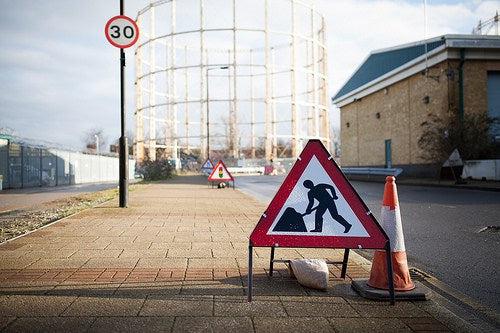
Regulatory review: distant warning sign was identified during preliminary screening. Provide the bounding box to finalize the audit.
[442,149,463,167]
[201,159,214,171]
[208,160,234,182]
[250,140,388,249]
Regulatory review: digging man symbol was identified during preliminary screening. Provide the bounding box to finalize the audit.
[303,180,352,233]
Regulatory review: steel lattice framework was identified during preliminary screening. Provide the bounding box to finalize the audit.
[134,0,330,162]
[472,11,499,36]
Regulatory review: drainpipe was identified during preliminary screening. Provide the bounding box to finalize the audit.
[458,48,465,123]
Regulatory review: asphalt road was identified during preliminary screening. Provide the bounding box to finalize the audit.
[236,175,500,312]
[0,182,118,212]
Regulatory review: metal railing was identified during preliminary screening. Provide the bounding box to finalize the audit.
[342,167,403,177]
[0,141,135,190]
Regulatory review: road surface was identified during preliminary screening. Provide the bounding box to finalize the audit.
[0,183,118,213]
[236,175,500,313]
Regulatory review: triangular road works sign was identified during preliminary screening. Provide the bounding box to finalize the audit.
[250,140,388,249]
[208,160,234,182]
[201,158,214,170]
[442,149,463,167]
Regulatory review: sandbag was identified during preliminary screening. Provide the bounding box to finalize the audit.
[290,259,329,290]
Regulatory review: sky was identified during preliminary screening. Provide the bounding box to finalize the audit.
[0,0,498,150]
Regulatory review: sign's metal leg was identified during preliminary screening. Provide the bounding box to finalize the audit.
[385,242,396,305]
[340,248,350,279]
[269,246,275,277]
[247,243,253,302]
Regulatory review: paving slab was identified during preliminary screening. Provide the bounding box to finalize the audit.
[282,298,359,317]
[61,296,145,316]
[82,258,139,269]
[0,317,16,331]
[139,295,214,317]
[181,280,244,296]
[253,317,334,333]
[172,316,253,333]
[88,317,174,333]
[2,316,96,333]
[115,281,182,297]
[0,295,77,316]
[328,317,412,333]
[214,295,287,317]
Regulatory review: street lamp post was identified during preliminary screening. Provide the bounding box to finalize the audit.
[94,135,99,155]
[206,66,228,159]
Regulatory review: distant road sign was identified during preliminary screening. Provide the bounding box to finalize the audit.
[208,160,234,182]
[442,148,463,167]
[105,15,139,49]
[201,158,214,171]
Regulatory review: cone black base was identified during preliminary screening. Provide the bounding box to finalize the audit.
[352,279,432,301]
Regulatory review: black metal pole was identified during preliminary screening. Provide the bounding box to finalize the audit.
[340,248,350,279]
[247,243,253,302]
[119,0,128,208]
[206,68,210,159]
[269,246,275,277]
[385,242,396,305]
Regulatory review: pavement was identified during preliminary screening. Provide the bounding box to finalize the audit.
[0,176,485,332]
[0,182,119,213]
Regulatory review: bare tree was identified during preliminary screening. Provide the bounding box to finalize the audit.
[112,130,134,146]
[82,128,107,153]
[110,130,135,155]
[418,113,498,163]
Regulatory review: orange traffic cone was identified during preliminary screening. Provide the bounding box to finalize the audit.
[368,176,415,291]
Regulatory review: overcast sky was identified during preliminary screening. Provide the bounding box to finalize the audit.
[0,0,498,149]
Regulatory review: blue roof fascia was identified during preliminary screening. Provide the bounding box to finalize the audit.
[332,38,446,101]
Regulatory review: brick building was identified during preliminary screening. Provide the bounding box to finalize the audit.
[332,35,500,177]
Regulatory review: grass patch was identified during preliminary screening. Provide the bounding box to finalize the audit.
[0,183,144,243]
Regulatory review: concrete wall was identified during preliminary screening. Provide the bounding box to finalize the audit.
[339,58,500,177]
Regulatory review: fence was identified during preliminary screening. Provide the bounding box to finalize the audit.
[0,139,135,189]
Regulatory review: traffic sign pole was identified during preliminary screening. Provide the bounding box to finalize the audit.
[105,2,138,208]
[119,0,128,208]
[119,45,128,208]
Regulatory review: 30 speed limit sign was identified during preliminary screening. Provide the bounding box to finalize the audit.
[105,15,139,48]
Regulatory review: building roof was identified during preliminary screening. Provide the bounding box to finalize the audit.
[332,34,500,106]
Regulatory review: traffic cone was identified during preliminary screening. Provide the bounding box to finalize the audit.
[368,176,415,291]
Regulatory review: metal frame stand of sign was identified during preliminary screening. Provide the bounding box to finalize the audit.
[385,242,396,305]
[245,140,396,305]
[208,180,235,189]
[267,246,350,279]
[247,243,254,302]
[247,241,395,305]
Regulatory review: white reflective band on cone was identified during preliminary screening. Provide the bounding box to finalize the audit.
[380,205,405,252]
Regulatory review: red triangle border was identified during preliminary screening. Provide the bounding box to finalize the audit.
[249,140,388,249]
[208,160,234,181]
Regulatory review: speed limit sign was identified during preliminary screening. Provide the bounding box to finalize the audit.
[104,15,139,49]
